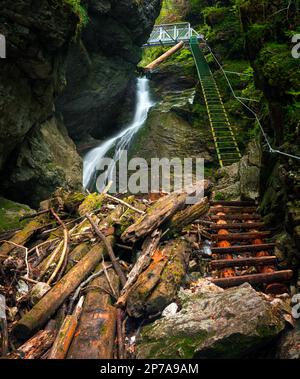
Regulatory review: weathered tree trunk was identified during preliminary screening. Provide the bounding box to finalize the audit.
[117,230,162,308]
[121,181,211,244]
[6,330,56,359]
[167,197,209,235]
[145,240,190,315]
[145,41,184,71]
[126,239,190,318]
[14,238,114,340]
[48,297,84,359]
[121,192,188,244]
[66,242,90,272]
[0,215,49,261]
[67,266,119,359]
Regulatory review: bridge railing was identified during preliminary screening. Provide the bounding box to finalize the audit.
[143,22,203,47]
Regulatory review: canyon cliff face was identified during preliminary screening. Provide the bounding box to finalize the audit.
[0,1,81,207]
[0,0,161,207]
[239,0,300,260]
[56,0,162,142]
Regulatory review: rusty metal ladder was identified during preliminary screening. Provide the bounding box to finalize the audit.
[200,201,293,293]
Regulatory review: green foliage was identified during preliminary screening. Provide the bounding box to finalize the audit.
[139,46,167,67]
[63,0,89,27]
[214,192,226,201]
[257,43,300,95]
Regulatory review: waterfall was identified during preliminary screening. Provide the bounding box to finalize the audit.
[83,77,154,191]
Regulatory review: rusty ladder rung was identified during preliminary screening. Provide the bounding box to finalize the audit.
[211,231,271,242]
[210,256,277,269]
[211,270,293,288]
[210,243,277,254]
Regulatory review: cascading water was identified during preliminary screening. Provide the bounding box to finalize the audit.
[83,77,154,191]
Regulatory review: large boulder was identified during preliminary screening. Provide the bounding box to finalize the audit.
[136,283,287,359]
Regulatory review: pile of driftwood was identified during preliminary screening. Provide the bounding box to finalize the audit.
[0,182,211,359]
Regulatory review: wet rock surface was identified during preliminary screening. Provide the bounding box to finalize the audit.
[129,61,213,164]
[2,117,83,207]
[136,283,287,359]
[57,0,162,141]
[0,0,81,205]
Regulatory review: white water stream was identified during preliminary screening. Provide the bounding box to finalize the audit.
[83,77,154,190]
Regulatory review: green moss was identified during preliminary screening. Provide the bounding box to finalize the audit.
[0,197,34,232]
[78,193,104,216]
[63,0,89,28]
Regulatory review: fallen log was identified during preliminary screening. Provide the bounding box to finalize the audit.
[145,239,190,316]
[66,242,90,272]
[48,296,84,359]
[86,214,126,286]
[6,329,56,359]
[0,215,49,261]
[121,181,211,244]
[14,238,114,340]
[167,197,209,235]
[117,229,162,308]
[67,265,119,359]
[144,41,184,71]
[126,239,189,318]
[121,192,187,244]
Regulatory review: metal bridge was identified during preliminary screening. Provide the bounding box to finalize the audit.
[143,22,203,47]
[143,24,241,168]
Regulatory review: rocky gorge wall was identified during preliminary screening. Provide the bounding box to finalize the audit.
[56,0,162,143]
[0,0,162,208]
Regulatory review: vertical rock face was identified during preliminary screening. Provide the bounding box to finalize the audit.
[239,0,300,252]
[56,0,162,141]
[0,1,83,206]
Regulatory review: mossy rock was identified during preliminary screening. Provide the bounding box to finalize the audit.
[136,283,286,359]
[0,197,34,232]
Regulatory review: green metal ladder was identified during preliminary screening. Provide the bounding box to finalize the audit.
[190,36,241,167]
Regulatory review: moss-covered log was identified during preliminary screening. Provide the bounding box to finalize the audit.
[67,266,119,359]
[66,242,91,272]
[121,192,188,244]
[6,329,56,359]
[126,239,190,318]
[0,215,49,261]
[13,238,114,340]
[167,197,209,235]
